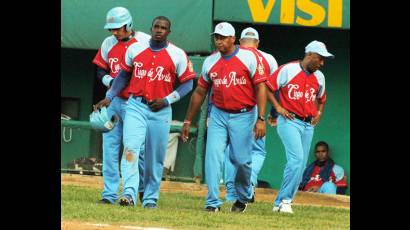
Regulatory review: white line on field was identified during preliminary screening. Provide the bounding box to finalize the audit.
[87,223,172,230]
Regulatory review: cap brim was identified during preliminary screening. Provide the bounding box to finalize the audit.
[318,51,335,59]
[240,36,259,40]
[104,23,124,29]
[210,32,233,37]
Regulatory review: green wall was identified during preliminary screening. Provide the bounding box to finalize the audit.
[61,48,95,121]
[61,0,213,53]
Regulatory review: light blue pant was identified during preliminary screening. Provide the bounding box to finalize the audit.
[122,96,171,206]
[224,136,266,201]
[101,97,145,203]
[274,115,314,207]
[205,105,256,208]
[318,182,337,194]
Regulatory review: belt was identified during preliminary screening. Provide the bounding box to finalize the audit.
[290,112,312,123]
[132,95,150,105]
[218,105,254,114]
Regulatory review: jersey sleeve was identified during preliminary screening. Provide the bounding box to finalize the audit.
[176,52,197,83]
[119,46,134,73]
[267,54,278,75]
[197,60,211,89]
[92,48,109,70]
[249,51,267,85]
[315,71,326,104]
[266,64,288,92]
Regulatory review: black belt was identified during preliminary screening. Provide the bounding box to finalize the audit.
[132,95,150,105]
[290,112,312,123]
[217,105,254,114]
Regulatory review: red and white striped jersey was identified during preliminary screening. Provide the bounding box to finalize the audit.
[198,47,267,111]
[266,61,326,118]
[120,41,196,101]
[92,31,151,99]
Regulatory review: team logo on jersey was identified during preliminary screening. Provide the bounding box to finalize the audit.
[133,62,145,79]
[287,84,316,102]
[257,63,265,75]
[108,58,120,74]
[188,60,194,72]
[210,72,218,80]
[211,71,246,88]
[148,66,171,83]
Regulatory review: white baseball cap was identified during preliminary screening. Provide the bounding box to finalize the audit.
[240,27,259,40]
[211,22,235,37]
[305,40,334,58]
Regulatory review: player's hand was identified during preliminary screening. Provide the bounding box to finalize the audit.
[277,106,294,120]
[267,114,278,127]
[148,98,167,112]
[254,119,266,139]
[310,113,322,126]
[93,98,111,111]
[181,122,190,143]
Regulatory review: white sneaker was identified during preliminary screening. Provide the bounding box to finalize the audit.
[273,200,294,214]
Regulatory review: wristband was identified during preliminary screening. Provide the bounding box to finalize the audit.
[102,75,114,87]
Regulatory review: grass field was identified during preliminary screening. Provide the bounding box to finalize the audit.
[61,184,350,230]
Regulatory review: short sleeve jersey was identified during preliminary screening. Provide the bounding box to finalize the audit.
[92,31,151,99]
[198,47,267,111]
[266,61,326,118]
[120,42,196,101]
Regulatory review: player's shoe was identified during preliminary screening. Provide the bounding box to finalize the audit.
[273,200,293,214]
[205,206,221,212]
[230,200,247,213]
[97,198,113,205]
[249,192,255,203]
[143,203,157,209]
[119,195,134,206]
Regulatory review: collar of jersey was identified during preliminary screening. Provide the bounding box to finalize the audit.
[221,45,239,60]
[149,39,169,52]
[299,61,313,76]
[119,30,135,42]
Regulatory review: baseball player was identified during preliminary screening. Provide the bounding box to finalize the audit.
[266,40,334,213]
[223,27,278,202]
[181,22,267,213]
[92,6,150,205]
[95,16,196,208]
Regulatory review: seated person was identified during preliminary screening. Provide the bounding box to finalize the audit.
[299,141,348,195]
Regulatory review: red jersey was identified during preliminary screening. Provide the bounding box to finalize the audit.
[92,31,151,99]
[198,47,267,111]
[303,165,336,191]
[120,41,196,101]
[266,61,326,118]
